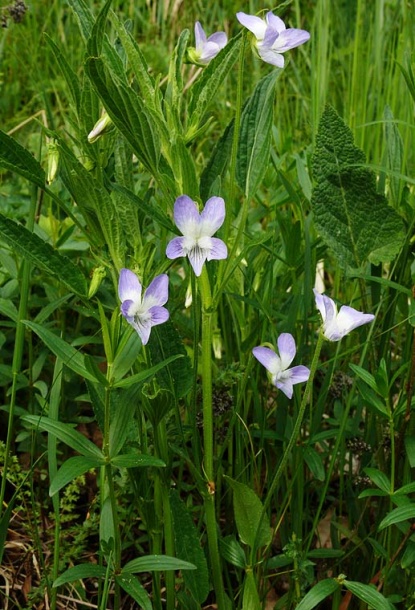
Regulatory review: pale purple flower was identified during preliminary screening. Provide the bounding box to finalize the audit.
[313,289,375,342]
[191,21,228,65]
[166,195,227,277]
[118,269,169,345]
[236,11,310,67]
[253,333,310,399]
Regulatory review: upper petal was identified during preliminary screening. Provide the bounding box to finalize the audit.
[199,41,223,62]
[336,306,375,336]
[143,274,169,308]
[272,28,310,52]
[252,346,281,376]
[277,333,296,369]
[236,12,267,40]
[265,12,286,33]
[313,289,337,325]
[195,21,206,51]
[207,31,228,47]
[118,268,142,303]
[173,195,200,237]
[200,196,226,236]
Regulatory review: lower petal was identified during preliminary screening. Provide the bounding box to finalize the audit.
[150,306,170,326]
[188,247,207,276]
[206,238,227,261]
[258,45,285,67]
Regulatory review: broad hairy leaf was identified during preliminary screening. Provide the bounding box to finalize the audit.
[23,321,103,384]
[0,130,45,188]
[170,490,209,604]
[50,455,104,496]
[0,215,87,297]
[236,70,281,199]
[311,105,404,268]
[225,476,271,549]
[44,33,81,112]
[21,415,104,460]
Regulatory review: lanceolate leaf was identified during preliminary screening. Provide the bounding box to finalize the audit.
[115,574,153,610]
[53,564,107,587]
[225,476,271,549]
[23,321,103,384]
[44,33,81,112]
[21,415,104,460]
[188,33,242,133]
[170,490,209,603]
[311,105,405,268]
[50,455,104,496]
[0,130,45,188]
[296,579,340,610]
[122,555,196,574]
[343,580,396,610]
[236,70,281,199]
[378,504,415,531]
[0,215,87,297]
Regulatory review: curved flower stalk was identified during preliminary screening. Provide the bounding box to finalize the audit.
[236,11,310,67]
[166,195,227,277]
[313,289,375,341]
[253,333,310,398]
[118,269,169,345]
[187,22,228,65]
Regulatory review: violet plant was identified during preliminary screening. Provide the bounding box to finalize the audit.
[0,2,411,609]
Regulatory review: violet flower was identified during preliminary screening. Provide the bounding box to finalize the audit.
[313,289,375,342]
[187,22,228,66]
[166,195,227,277]
[118,269,169,345]
[236,11,310,67]
[253,333,310,399]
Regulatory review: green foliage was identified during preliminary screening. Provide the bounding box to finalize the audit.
[311,105,405,268]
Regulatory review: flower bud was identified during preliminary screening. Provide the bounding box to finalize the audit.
[87,112,113,144]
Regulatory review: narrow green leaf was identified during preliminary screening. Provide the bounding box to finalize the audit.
[170,490,209,603]
[21,415,104,460]
[109,393,138,458]
[242,571,261,610]
[220,535,246,569]
[384,105,403,208]
[110,183,174,233]
[50,455,103,496]
[87,0,112,57]
[401,540,415,569]
[394,482,415,496]
[364,467,391,494]
[296,579,339,610]
[23,321,102,384]
[343,580,395,610]
[67,0,94,41]
[200,119,234,201]
[349,363,379,393]
[378,504,415,531]
[53,564,107,587]
[111,329,141,384]
[188,34,242,132]
[405,436,415,468]
[0,297,18,322]
[44,33,81,112]
[115,574,153,610]
[311,105,405,268]
[122,555,196,574]
[111,454,165,468]
[113,354,183,389]
[303,446,325,481]
[225,476,271,549]
[236,70,281,199]
[0,130,45,188]
[0,215,87,296]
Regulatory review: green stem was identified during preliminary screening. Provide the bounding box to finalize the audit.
[0,182,37,517]
[251,331,324,560]
[198,267,226,609]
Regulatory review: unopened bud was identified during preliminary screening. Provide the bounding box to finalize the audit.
[46,139,59,184]
[88,112,113,144]
[88,266,106,298]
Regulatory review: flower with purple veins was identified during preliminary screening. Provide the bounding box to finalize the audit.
[166,195,227,277]
[187,22,228,66]
[253,333,310,399]
[118,269,169,345]
[313,289,375,342]
[236,11,310,67]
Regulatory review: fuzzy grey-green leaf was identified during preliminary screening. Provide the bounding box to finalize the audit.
[311,106,404,268]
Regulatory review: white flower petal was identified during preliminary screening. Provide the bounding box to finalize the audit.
[277,333,296,369]
[173,195,200,237]
[272,28,311,52]
[258,46,285,67]
[252,346,281,376]
[200,196,226,235]
[236,12,267,40]
[187,246,208,277]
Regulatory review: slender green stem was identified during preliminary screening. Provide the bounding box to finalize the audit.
[251,331,324,560]
[198,267,226,609]
[0,182,37,517]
